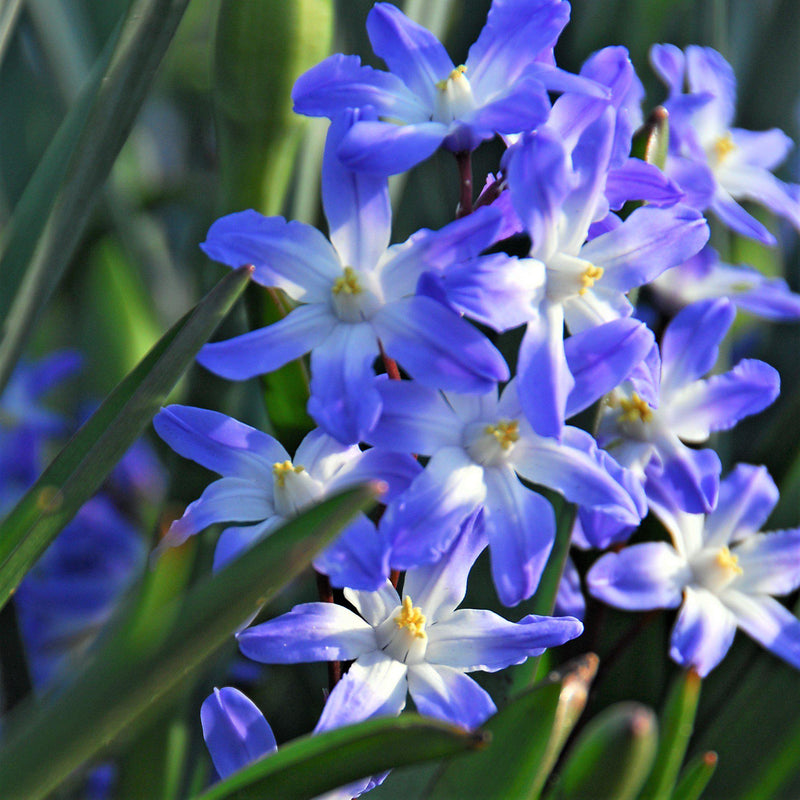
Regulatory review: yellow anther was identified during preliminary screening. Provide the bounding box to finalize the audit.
[395,596,427,639]
[579,264,604,295]
[715,546,743,575]
[713,133,736,163]
[332,266,363,296]
[436,64,467,90]
[618,393,653,423]
[484,419,520,450]
[272,460,305,487]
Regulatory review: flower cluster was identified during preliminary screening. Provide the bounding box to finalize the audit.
[148,0,800,790]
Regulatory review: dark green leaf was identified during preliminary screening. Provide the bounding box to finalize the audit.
[0,483,378,800]
[0,266,251,610]
[197,714,485,800]
[672,751,718,800]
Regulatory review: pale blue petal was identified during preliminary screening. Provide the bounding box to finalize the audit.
[465,77,550,137]
[483,465,556,606]
[330,447,423,504]
[322,109,391,270]
[201,210,341,302]
[153,405,288,480]
[710,191,777,246]
[605,158,684,209]
[719,165,800,230]
[659,298,735,395]
[294,427,361,483]
[732,530,800,596]
[554,556,586,620]
[237,603,376,663]
[344,582,400,628]
[375,296,509,393]
[649,44,685,97]
[407,664,496,728]
[667,359,779,440]
[704,464,778,547]
[685,45,736,130]
[722,592,800,669]
[729,127,793,171]
[646,438,720,514]
[670,586,737,676]
[426,608,582,672]
[164,477,273,548]
[366,3,453,108]
[587,542,687,610]
[201,688,276,779]
[197,304,336,380]
[308,323,381,444]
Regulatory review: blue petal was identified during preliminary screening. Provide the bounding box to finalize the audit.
[292,53,424,121]
[605,159,684,209]
[213,519,281,572]
[659,298,735,393]
[465,77,550,138]
[670,586,737,676]
[322,109,391,271]
[649,44,685,97]
[426,608,582,671]
[565,318,655,417]
[198,304,335,380]
[734,529,800,596]
[366,3,453,109]
[375,296,508,393]
[201,210,341,302]
[201,687,276,779]
[483,465,556,606]
[153,405,288,480]
[308,323,381,444]
[331,447,423,504]
[719,164,800,231]
[710,191,777,246]
[338,120,447,175]
[407,664,496,729]
[685,46,737,129]
[554,556,586,620]
[587,543,687,610]
[238,603,376,663]
[647,441,721,514]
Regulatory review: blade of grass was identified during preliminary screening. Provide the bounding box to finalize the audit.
[0,266,251,611]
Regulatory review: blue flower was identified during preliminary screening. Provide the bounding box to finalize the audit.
[292,0,604,174]
[153,405,419,590]
[197,110,508,444]
[588,464,800,676]
[595,298,779,514]
[650,44,800,245]
[237,517,583,730]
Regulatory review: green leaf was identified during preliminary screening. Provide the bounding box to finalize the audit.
[546,702,658,800]
[426,654,598,800]
[196,714,485,800]
[639,668,702,800]
[0,266,252,611]
[672,751,718,800]
[0,483,379,800]
[0,0,191,394]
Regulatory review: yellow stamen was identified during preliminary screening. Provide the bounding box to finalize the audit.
[716,546,743,575]
[618,393,653,423]
[395,596,427,639]
[484,419,520,450]
[579,264,604,295]
[713,133,736,163]
[436,64,467,90]
[273,460,305,487]
[332,266,362,296]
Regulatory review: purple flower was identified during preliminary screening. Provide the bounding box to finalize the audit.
[291,0,603,174]
[237,517,582,730]
[595,298,780,514]
[368,378,644,606]
[153,405,419,590]
[197,110,508,444]
[588,464,800,676]
[650,44,800,245]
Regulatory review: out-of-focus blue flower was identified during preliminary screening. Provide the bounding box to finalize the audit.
[503,104,709,437]
[650,44,800,246]
[651,245,800,322]
[595,298,779,515]
[197,110,508,444]
[153,405,419,590]
[237,517,582,730]
[367,378,644,606]
[292,0,604,174]
[588,464,800,676]
[15,496,147,689]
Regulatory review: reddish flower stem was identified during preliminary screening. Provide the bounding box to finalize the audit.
[315,570,342,689]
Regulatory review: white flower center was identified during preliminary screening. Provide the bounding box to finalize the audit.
[272,460,323,517]
[375,596,429,665]
[708,133,737,168]
[607,391,656,441]
[433,65,476,124]
[464,418,520,467]
[330,266,383,323]
[545,252,604,303]
[690,545,743,593]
